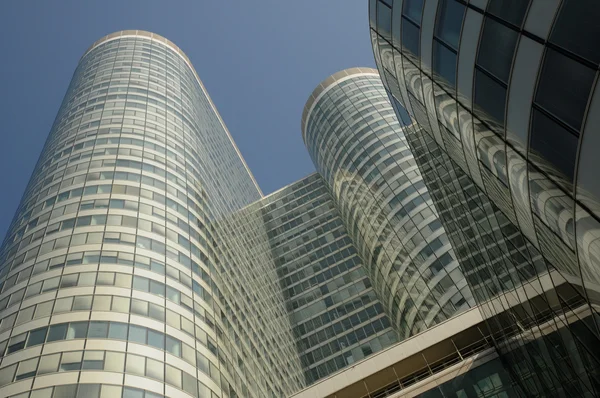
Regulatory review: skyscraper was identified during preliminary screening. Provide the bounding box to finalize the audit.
[0,30,303,398]
[301,68,474,339]
[369,0,600,395]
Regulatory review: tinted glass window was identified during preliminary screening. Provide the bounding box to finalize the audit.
[530,109,578,182]
[435,0,465,49]
[403,0,424,24]
[550,0,600,64]
[47,324,67,342]
[535,48,595,131]
[474,69,507,126]
[402,19,421,56]
[477,18,519,83]
[433,40,457,86]
[377,1,393,42]
[488,0,530,27]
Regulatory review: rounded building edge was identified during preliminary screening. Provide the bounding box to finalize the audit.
[81,30,191,64]
[301,67,379,144]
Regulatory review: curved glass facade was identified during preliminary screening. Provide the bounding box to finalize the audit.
[0,30,302,398]
[301,68,474,340]
[370,1,600,395]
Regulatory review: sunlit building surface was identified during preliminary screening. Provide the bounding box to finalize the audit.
[0,30,304,398]
[301,68,474,340]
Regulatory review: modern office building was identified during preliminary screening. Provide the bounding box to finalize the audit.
[369,0,600,396]
[301,68,474,340]
[0,30,304,398]
[253,173,398,384]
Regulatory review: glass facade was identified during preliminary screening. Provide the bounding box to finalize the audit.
[0,30,303,398]
[257,173,397,383]
[370,1,600,396]
[301,68,474,341]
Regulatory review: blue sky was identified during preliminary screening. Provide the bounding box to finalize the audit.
[0,1,375,241]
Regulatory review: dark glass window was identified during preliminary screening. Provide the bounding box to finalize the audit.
[402,18,421,56]
[370,0,377,26]
[433,40,457,86]
[474,69,507,125]
[477,17,519,83]
[88,321,109,338]
[435,0,465,49]
[27,327,47,346]
[377,1,393,42]
[550,0,600,64]
[47,324,68,342]
[108,322,128,340]
[403,0,424,24]
[535,48,595,131]
[530,109,578,182]
[487,0,530,27]
[128,325,147,344]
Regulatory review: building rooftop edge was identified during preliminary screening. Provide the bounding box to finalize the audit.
[300,67,379,144]
[80,30,264,197]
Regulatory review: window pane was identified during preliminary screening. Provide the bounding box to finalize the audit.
[530,109,579,183]
[435,0,465,49]
[433,40,457,86]
[146,358,164,381]
[27,327,47,347]
[377,1,393,42]
[38,354,61,374]
[76,384,100,398]
[125,354,145,376]
[104,352,125,373]
[403,0,424,24]
[550,0,600,64]
[88,321,109,338]
[122,387,144,398]
[535,48,595,131]
[402,18,420,56]
[108,322,128,340]
[166,336,181,356]
[488,0,530,27]
[148,329,165,350]
[66,322,88,339]
[474,69,507,126]
[47,324,68,342]
[128,325,147,344]
[477,17,518,83]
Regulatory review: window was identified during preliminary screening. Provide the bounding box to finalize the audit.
[88,321,109,338]
[402,19,421,56]
[128,325,147,344]
[530,109,578,183]
[47,324,68,342]
[27,327,47,346]
[488,0,530,27]
[433,41,457,86]
[477,17,518,83]
[550,0,600,64]
[474,69,507,125]
[108,322,128,340]
[435,0,465,49]
[377,1,393,43]
[403,0,424,23]
[66,322,88,339]
[535,48,595,131]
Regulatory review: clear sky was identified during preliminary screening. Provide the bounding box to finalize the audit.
[0,1,376,241]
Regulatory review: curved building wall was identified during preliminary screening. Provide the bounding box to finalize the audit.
[301,68,474,340]
[369,1,600,395]
[0,31,302,398]
[368,0,600,325]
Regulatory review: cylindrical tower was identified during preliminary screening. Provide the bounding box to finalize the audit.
[301,68,474,340]
[0,31,302,398]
